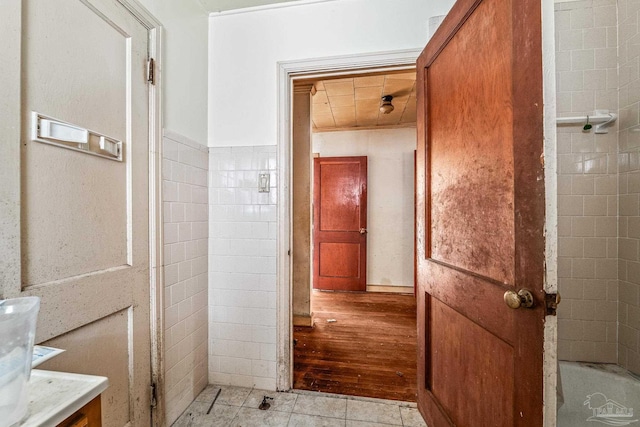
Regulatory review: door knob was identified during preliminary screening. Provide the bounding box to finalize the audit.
[504,289,534,309]
[359,228,367,234]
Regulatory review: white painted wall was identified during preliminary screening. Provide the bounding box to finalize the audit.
[313,128,415,288]
[208,0,455,147]
[137,0,209,144]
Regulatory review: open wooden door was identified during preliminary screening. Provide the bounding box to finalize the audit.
[415,0,547,425]
[313,156,367,291]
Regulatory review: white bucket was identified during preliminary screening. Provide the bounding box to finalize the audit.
[0,297,40,427]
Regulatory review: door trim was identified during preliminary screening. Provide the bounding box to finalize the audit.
[276,49,421,391]
[115,2,165,425]
[0,1,165,425]
[541,0,559,422]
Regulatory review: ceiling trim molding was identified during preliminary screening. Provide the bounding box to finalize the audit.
[208,0,338,17]
[275,49,419,392]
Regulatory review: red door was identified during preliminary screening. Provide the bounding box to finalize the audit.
[416,0,547,425]
[313,156,367,291]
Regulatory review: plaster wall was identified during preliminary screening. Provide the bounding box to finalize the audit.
[137,0,209,143]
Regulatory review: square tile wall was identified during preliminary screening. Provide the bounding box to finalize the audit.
[618,0,640,375]
[208,146,278,390]
[555,0,619,363]
[163,130,209,425]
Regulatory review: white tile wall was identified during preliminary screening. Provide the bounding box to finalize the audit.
[618,0,640,375]
[555,0,619,363]
[556,0,640,374]
[208,146,278,390]
[163,130,209,425]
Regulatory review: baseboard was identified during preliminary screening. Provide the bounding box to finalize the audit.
[293,313,315,327]
[366,284,414,294]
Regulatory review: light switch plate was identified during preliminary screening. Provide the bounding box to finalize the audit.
[258,173,270,193]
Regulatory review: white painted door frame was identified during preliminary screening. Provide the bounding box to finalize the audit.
[121,3,166,425]
[0,1,165,425]
[275,49,421,391]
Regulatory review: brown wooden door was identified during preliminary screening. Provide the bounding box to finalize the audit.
[415,0,546,425]
[313,156,367,291]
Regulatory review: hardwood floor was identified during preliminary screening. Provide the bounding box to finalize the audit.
[293,290,417,402]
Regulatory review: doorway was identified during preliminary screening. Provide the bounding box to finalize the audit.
[285,64,419,401]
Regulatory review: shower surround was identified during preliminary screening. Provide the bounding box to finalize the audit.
[555,0,640,375]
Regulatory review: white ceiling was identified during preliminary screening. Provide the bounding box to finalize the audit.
[199,0,301,12]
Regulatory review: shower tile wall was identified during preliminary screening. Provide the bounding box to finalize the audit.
[208,146,277,390]
[618,0,640,375]
[163,131,209,424]
[555,0,619,363]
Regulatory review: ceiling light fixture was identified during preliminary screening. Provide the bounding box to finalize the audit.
[379,95,394,114]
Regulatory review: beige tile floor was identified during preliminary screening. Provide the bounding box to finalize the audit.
[172,385,428,427]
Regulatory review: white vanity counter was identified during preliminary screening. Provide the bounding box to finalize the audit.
[19,370,108,427]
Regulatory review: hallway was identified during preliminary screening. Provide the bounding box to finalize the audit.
[294,291,417,401]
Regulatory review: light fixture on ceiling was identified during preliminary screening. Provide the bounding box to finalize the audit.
[379,95,394,114]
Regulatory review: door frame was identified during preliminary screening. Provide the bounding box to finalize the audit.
[0,1,165,425]
[121,3,165,425]
[541,0,559,421]
[276,49,421,391]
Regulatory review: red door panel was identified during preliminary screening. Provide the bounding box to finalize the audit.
[318,242,361,278]
[416,0,546,425]
[313,157,367,291]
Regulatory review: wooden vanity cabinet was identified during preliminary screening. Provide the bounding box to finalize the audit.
[56,396,101,427]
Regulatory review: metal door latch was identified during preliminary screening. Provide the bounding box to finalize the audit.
[545,293,561,316]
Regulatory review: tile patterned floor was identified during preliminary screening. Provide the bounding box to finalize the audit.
[172,385,428,427]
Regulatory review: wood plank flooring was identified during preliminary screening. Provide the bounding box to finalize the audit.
[293,290,418,402]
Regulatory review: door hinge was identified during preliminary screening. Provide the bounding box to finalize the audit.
[150,382,158,409]
[288,249,291,256]
[545,292,561,316]
[147,58,155,85]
